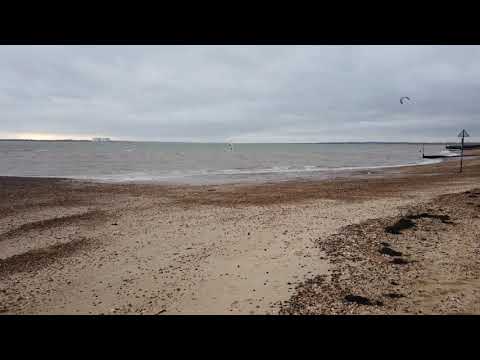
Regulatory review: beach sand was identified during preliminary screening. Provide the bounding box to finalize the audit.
[1,151,480,314]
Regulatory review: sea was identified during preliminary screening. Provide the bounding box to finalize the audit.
[0,141,453,185]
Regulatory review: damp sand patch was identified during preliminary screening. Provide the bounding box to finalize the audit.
[0,237,98,278]
[0,210,107,241]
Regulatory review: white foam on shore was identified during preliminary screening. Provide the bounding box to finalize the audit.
[59,157,444,184]
[440,149,460,157]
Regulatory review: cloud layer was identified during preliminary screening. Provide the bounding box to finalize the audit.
[1,45,479,142]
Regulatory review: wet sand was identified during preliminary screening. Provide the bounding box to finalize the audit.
[1,151,480,314]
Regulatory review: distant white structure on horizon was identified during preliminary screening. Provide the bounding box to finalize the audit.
[92,137,111,142]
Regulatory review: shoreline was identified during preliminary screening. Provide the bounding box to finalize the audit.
[0,155,449,186]
[1,151,480,314]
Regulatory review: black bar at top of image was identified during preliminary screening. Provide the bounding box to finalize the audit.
[1,3,480,44]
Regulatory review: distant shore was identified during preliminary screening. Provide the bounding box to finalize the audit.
[1,150,480,314]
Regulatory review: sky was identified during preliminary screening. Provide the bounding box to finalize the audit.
[0,45,479,143]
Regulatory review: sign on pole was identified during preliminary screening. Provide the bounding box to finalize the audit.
[458,129,470,138]
[458,129,470,173]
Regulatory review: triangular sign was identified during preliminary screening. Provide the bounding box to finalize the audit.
[458,129,470,138]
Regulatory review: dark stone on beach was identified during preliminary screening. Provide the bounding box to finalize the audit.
[385,218,416,234]
[391,258,410,265]
[407,213,451,223]
[111,223,118,226]
[344,294,373,306]
[384,293,405,299]
[379,246,403,257]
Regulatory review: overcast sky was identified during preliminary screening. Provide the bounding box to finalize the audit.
[0,45,478,142]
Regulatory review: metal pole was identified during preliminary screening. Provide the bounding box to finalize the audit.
[460,135,464,173]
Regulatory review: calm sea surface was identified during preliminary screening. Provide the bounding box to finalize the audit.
[0,141,450,184]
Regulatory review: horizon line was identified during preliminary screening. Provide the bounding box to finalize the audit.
[0,139,463,144]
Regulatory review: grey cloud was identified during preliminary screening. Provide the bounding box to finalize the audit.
[0,45,479,142]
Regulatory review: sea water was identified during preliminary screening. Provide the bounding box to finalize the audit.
[0,141,448,184]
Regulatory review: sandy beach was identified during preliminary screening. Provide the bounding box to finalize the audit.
[1,151,480,315]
